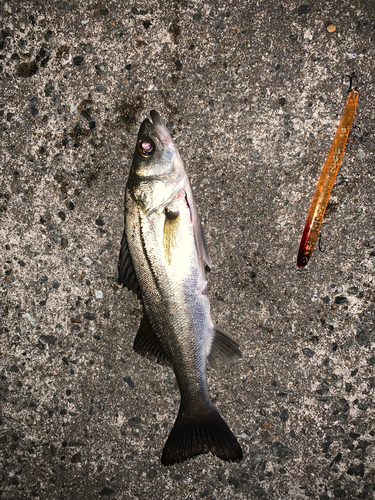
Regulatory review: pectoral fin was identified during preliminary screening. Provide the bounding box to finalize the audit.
[134,312,170,366]
[207,325,241,367]
[118,230,142,300]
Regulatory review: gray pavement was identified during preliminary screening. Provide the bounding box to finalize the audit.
[0,0,374,499]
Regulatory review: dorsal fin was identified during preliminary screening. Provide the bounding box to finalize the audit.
[194,215,211,272]
[118,230,142,300]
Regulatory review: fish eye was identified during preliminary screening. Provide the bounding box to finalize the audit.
[137,138,155,157]
[301,256,309,266]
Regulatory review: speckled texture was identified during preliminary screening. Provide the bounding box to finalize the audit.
[0,1,374,499]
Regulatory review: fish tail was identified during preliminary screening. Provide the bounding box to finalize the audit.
[161,405,242,465]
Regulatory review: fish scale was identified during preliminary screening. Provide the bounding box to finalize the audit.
[132,198,209,403]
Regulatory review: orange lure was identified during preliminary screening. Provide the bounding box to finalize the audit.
[297,78,359,268]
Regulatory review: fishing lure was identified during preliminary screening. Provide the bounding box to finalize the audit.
[297,73,359,268]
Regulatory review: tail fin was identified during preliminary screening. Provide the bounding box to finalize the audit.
[161,405,242,466]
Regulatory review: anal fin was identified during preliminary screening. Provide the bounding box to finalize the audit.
[134,312,170,366]
[207,325,241,367]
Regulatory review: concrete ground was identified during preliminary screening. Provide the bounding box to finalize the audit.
[0,0,374,499]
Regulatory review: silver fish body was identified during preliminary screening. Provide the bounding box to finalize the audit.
[118,111,242,465]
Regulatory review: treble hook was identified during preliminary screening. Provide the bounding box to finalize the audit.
[335,173,349,188]
[318,232,326,252]
[342,72,358,93]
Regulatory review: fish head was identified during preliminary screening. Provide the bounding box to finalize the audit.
[127,111,186,213]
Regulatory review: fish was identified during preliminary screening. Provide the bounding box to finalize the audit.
[118,110,243,465]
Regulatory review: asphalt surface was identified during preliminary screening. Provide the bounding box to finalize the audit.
[1,1,374,499]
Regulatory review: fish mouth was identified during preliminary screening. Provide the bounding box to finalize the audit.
[137,110,172,148]
[137,117,154,140]
[150,110,164,132]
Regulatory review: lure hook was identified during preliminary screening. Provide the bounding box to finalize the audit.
[342,72,358,93]
[318,232,326,253]
[352,124,361,133]
[335,173,348,188]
